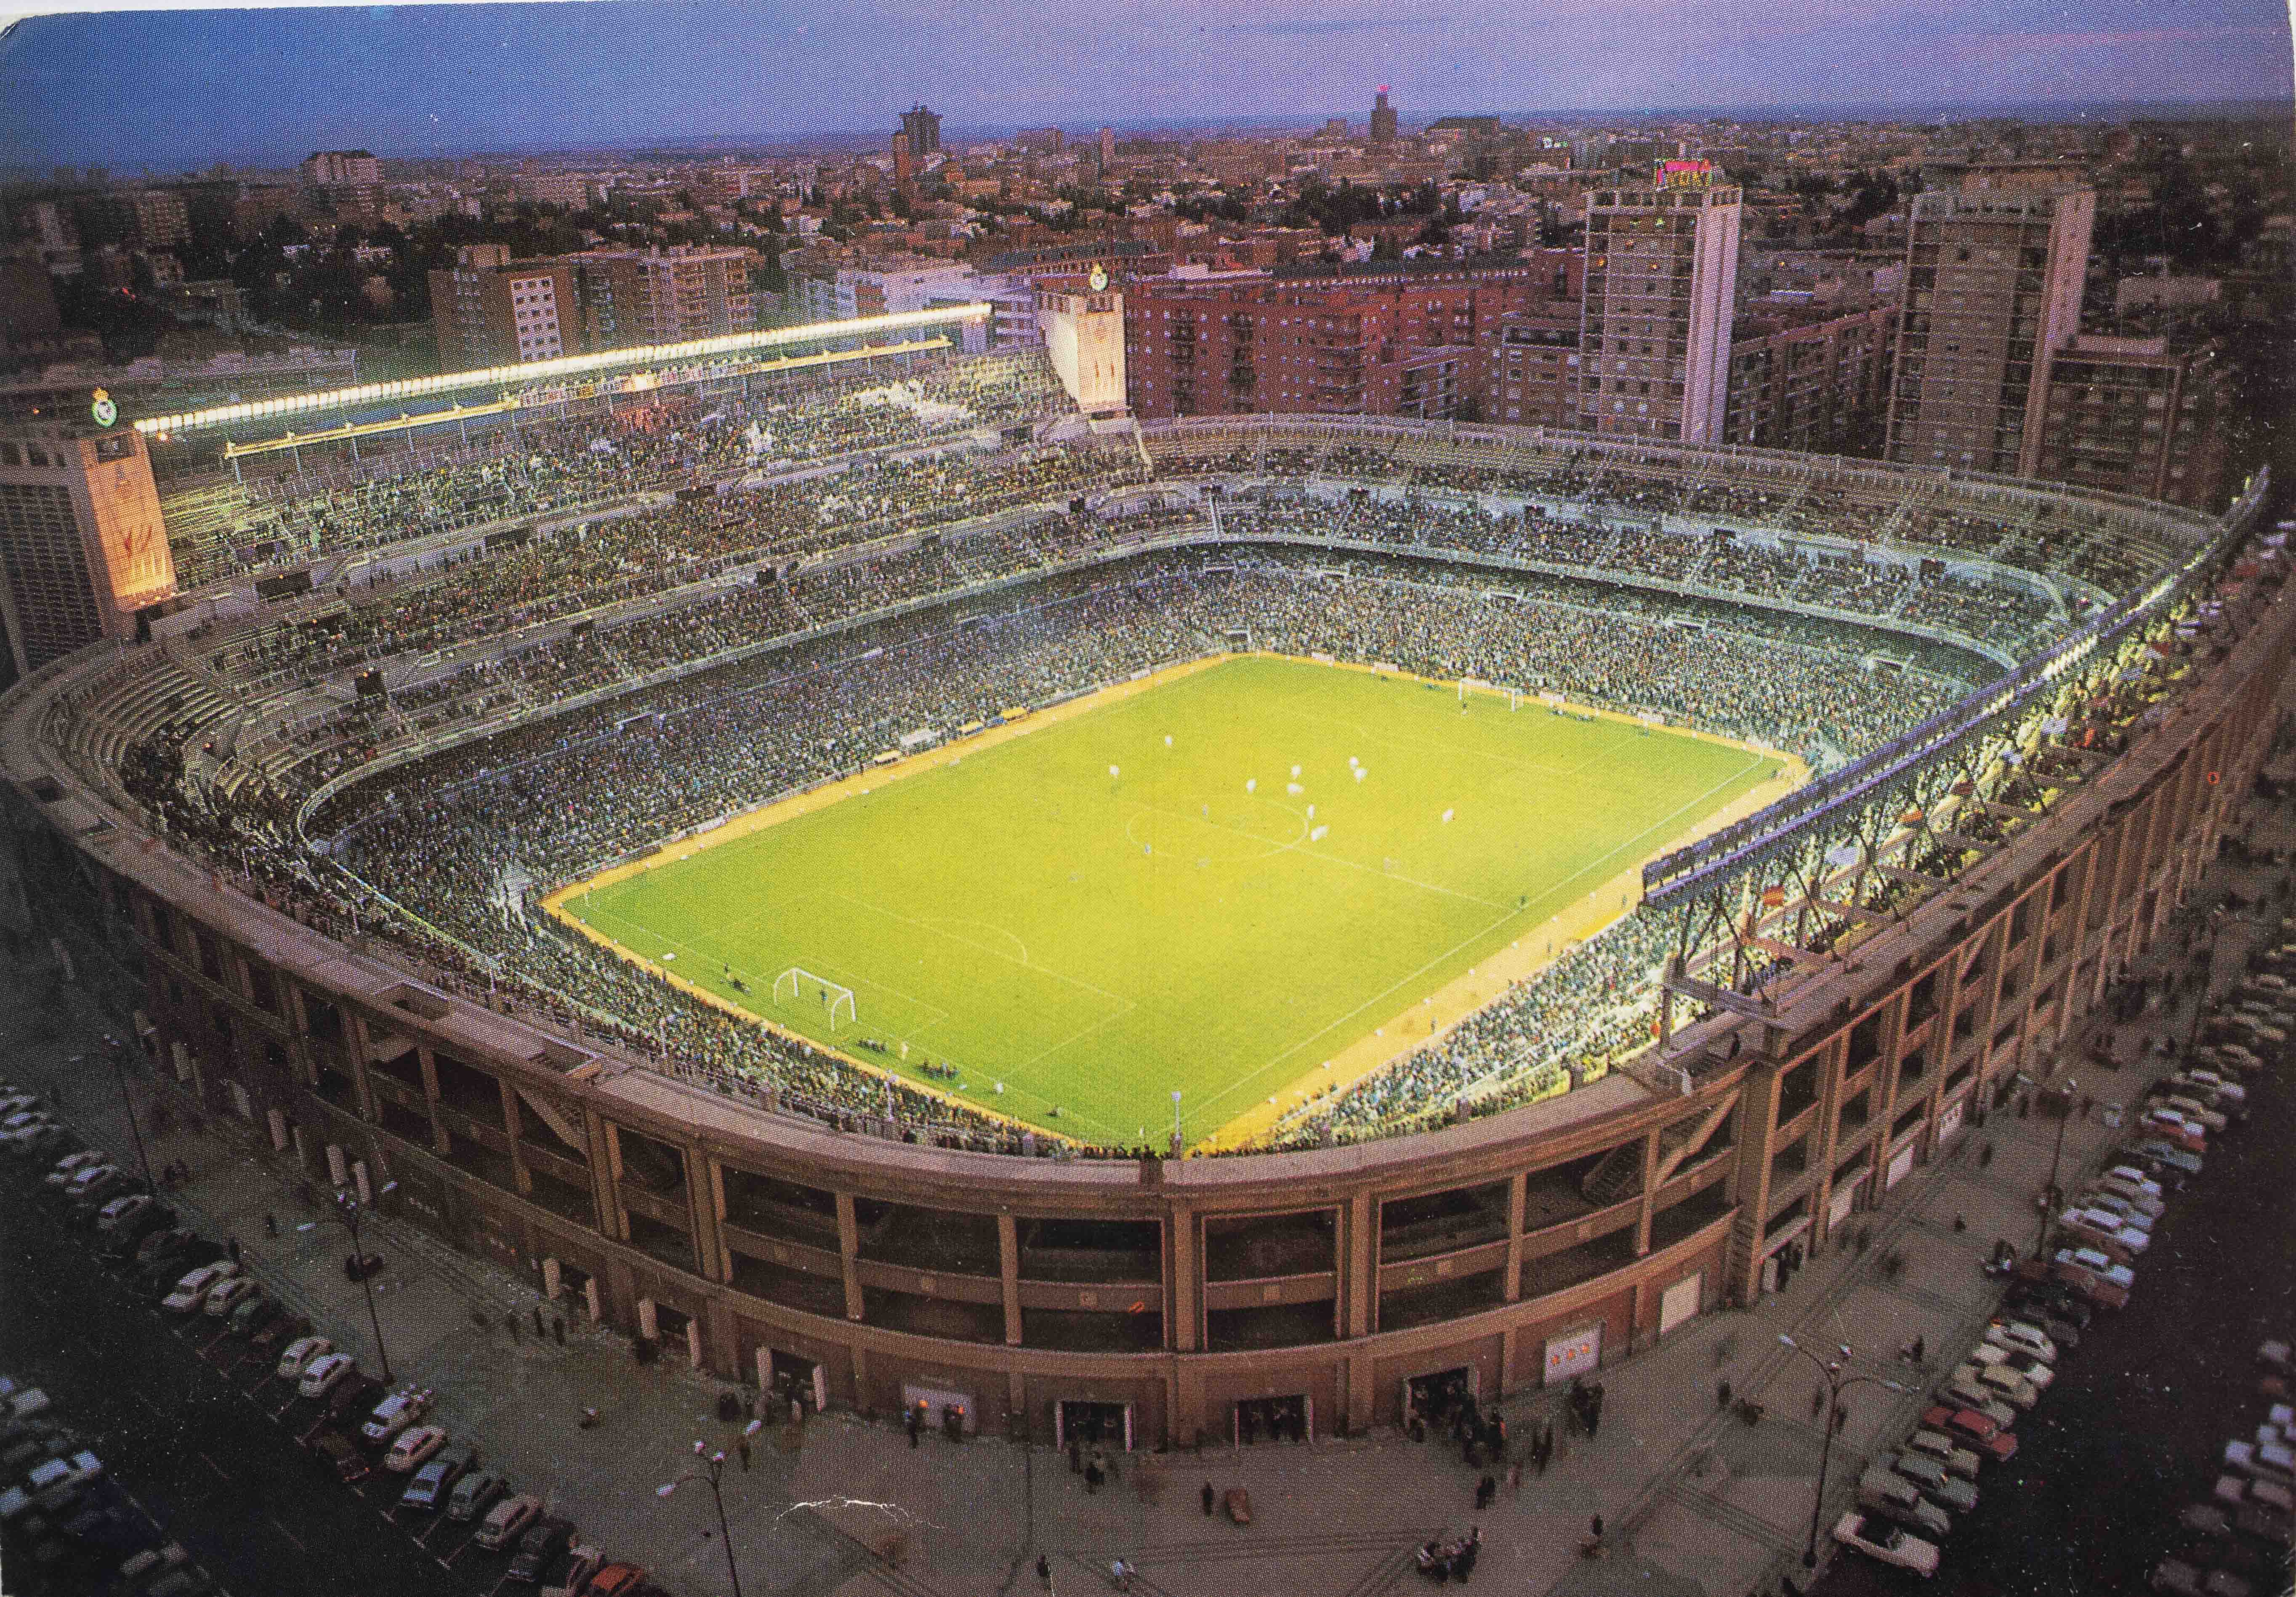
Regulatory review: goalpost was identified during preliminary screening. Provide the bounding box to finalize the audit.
[774,967,857,1029]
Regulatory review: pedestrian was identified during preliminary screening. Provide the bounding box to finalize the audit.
[1953,1213,1967,1233]
[1068,1438,1081,1474]
[534,1305,546,1337]
[1476,1474,1497,1509]
[1506,1459,1522,1496]
[1036,1553,1051,1589]
[1084,1459,1103,1494]
[1588,1384,1604,1440]
[262,1212,277,1238]
[1202,1480,1216,1516]
[553,1317,566,1346]
[1717,1378,1733,1410]
[1910,1334,1926,1364]
[736,1435,751,1471]
[1979,1141,1995,1169]
[910,1405,924,1448]
[226,1236,240,1264]
[505,1311,520,1342]
[1811,1385,1826,1421]
[1590,1513,1604,1541]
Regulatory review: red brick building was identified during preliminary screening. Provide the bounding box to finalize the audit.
[1124,256,1583,422]
[1721,303,1896,456]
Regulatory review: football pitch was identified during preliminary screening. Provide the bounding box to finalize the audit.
[555,656,1777,1145]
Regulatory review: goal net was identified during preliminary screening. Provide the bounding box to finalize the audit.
[774,967,857,1029]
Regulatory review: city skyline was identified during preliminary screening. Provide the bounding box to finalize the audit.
[1,0,2291,173]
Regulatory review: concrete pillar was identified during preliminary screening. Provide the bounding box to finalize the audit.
[267,1107,290,1153]
[326,1143,349,1188]
[637,1296,659,1340]
[542,1256,562,1299]
[1634,1127,1661,1254]
[1502,1172,1527,1302]
[1168,1205,1198,1352]
[835,1193,865,1322]
[998,1212,1023,1347]
[352,1159,372,1204]
[1343,1193,1374,1339]
[685,1316,702,1368]
[583,1276,602,1322]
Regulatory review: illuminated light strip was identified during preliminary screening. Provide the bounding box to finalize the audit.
[214,337,956,461]
[133,305,991,437]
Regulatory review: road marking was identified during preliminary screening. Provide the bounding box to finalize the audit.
[269,1515,307,1551]
[196,1451,229,1481]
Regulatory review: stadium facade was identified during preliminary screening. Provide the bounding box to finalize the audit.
[0,336,2282,1448]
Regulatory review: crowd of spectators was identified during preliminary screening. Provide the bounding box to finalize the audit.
[96,407,2222,1157]
[164,348,1070,587]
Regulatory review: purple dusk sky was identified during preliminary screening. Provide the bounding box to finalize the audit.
[1,0,2291,171]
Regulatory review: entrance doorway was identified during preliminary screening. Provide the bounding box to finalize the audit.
[1233,1395,1309,1445]
[1056,1400,1133,1452]
[766,1350,827,1414]
[1403,1367,1474,1434]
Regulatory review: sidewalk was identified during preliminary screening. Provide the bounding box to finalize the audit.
[4,837,2272,1597]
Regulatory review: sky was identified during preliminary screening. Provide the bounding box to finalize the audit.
[0,0,2291,173]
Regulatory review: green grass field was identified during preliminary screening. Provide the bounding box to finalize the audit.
[565,656,1770,1145]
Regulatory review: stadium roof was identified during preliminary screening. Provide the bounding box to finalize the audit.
[131,304,991,440]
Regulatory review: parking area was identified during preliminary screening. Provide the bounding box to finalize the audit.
[0,1105,670,1597]
[1812,872,2296,1594]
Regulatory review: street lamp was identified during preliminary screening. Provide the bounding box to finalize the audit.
[333,1187,395,1384]
[1171,1089,1183,1156]
[1778,1334,1905,1568]
[2035,1076,2078,1260]
[102,1034,156,1191]
[659,1442,744,1597]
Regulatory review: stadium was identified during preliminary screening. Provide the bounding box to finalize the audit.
[0,304,2283,1448]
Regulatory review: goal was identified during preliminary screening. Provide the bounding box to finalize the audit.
[774,967,857,1029]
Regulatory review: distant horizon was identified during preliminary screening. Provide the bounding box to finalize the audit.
[2,0,2289,173]
[8,96,2293,182]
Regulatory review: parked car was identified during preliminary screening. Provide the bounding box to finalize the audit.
[277,1337,335,1382]
[398,1447,474,1511]
[202,1277,260,1319]
[131,1229,206,1278]
[2052,1247,2135,1308]
[1934,1376,2018,1429]
[2140,1108,2208,1152]
[585,1562,647,1597]
[7,1124,69,1159]
[161,1262,239,1314]
[2223,1438,2296,1487]
[2058,1210,2148,1263]
[2149,1092,2230,1134]
[65,1165,132,1210]
[384,1425,447,1473]
[1833,1509,1941,1577]
[1968,1343,2055,1391]
[322,1375,386,1427]
[2174,1070,2247,1105]
[1923,1404,2018,1462]
[0,1093,41,1118]
[228,1292,283,1339]
[446,1469,508,1523]
[2128,1140,2205,1178]
[507,1516,577,1583]
[296,1351,357,1400]
[1985,1321,2060,1364]
[1888,1451,1979,1513]
[44,1150,105,1187]
[251,1310,311,1355]
[2096,1165,2168,1207]
[474,1492,543,1550]
[95,1194,172,1239]
[312,1430,368,1485]
[2078,1190,2162,1231]
[360,1386,435,1446]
